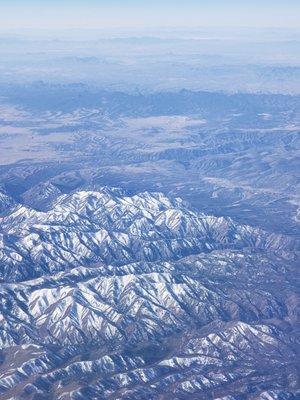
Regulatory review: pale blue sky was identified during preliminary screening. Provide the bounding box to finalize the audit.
[0,0,299,30]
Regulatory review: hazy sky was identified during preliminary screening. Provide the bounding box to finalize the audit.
[0,0,299,31]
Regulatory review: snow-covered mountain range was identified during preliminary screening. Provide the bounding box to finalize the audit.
[0,188,299,399]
